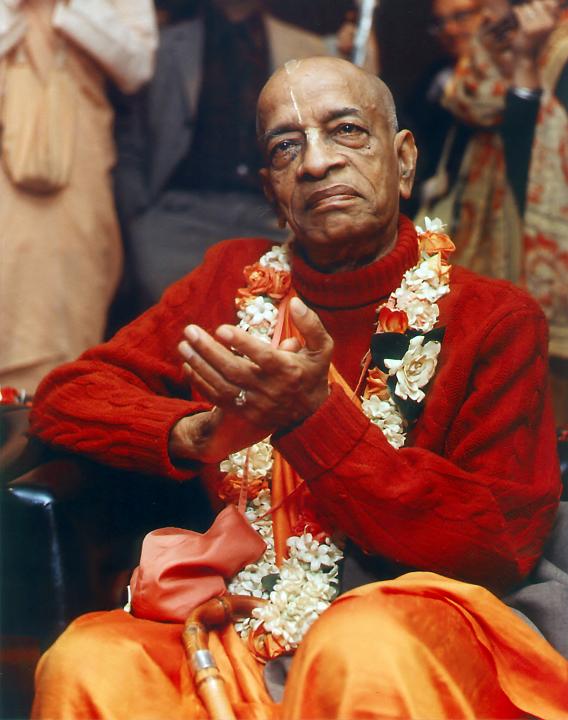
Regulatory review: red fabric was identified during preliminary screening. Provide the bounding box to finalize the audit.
[129,505,266,623]
[30,214,561,593]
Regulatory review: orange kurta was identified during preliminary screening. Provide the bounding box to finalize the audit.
[32,572,568,719]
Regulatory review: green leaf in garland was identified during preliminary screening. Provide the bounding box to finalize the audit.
[261,573,280,593]
[407,326,446,344]
[388,375,423,423]
[370,332,410,372]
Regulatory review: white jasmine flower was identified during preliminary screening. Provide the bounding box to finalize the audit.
[415,216,446,234]
[220,441,273,480]
[259,242,291,272]
[361,395,406,448]
[248,535,342,649]
[237,296,278,339]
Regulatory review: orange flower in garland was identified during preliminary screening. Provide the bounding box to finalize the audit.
[247,623,289,662]
[363,367,390,400]
[291,496,334,543]
[217,473,269,504]
[378,305,409,334]
[237,262,291,303]
[418,230,455,264]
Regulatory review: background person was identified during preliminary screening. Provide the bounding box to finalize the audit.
[411,0,522,282]
[445,0,568,423]
[499,0,568,424]
[0,0,158,393]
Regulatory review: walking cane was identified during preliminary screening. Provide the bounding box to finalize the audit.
[182,594,267,720]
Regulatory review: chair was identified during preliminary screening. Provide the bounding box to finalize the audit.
[0,405,214,718]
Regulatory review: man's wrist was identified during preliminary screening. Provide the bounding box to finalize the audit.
[168,410,218,463]
[511,55,540,90]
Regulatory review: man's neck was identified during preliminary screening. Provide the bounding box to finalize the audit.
[296,234,399,275]
[295,221,400,274]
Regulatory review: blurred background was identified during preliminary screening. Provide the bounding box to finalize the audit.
[1,1,567,717]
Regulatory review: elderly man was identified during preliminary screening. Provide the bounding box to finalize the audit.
[30,57,567,718]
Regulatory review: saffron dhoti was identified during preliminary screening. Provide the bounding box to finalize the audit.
[32,573,568,719]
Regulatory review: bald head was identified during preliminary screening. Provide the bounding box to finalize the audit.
[257,56,398,140]
[255,55,416,272]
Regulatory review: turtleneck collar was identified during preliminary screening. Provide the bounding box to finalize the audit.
[291,215,419,310]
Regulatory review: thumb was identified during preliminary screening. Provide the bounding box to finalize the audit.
[290,297,332,353]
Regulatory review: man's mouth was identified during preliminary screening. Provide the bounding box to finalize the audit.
[306,185,361,210]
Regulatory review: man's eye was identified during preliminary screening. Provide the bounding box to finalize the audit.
[337,123,360,134]
[272,139,296,155]
[269,139,300,167]
[334,123,368,147]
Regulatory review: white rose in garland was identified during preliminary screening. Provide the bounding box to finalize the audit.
[384,336,441,403]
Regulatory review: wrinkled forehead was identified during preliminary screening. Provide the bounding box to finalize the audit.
[257,59,383,136]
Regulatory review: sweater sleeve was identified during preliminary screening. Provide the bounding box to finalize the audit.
[274,306,561,592]
[52,0,158,93]
[30,278,212,481]
[30,239,271,481]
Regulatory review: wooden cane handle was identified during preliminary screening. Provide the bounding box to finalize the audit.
[182,595,268,720]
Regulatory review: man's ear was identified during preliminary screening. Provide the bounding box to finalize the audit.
[395,130,417,200]
[259,168,286,228]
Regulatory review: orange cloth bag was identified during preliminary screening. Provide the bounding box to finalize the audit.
[129,505,266,623]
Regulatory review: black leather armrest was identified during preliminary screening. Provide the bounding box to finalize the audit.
[2,455,214,646]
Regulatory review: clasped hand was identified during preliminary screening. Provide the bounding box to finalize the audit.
[169,297,333,464]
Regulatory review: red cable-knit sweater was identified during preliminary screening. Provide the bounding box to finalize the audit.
[30,216,561,593]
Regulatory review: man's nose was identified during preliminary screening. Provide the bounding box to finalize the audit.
[297,132,345,180]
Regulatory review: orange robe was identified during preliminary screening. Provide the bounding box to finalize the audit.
[32,572,568,719]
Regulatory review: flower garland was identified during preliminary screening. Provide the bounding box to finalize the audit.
[220,217,454,656]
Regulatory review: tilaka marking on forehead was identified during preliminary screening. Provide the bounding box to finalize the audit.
[284,59,303,124]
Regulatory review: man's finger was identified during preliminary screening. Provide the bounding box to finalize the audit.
[215,324,279,369]
[181,325,257,387]
[178,339,243,402]
[182,362,226,406]
[278,337,302,352]
[289,297,333,354]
